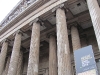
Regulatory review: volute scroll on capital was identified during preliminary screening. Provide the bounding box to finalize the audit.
[13,30,24,36]
[68,22,78,30]
[29,18,44,26]
[52,3,68,13]
[1,39,10,44]
[47,32,56,38]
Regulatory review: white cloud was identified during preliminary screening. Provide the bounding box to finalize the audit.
[0,0,20,23]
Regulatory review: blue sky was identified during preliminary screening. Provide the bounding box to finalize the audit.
[0,0,20,23]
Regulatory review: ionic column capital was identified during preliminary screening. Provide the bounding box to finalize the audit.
[29,18,44,26]
[1,39,10,44]
[13,30,24,36]
[68,22,78,30]
[29,18,39,26]
[47,32,56,38]
[52,4,68,12]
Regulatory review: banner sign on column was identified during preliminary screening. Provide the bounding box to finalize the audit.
[74,45,98,75]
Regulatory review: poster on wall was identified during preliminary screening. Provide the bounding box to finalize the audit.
[74,45,98,75]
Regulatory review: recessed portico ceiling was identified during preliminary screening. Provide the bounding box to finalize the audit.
[47,15,56,25]
[80,20,92,29]
[68,0,88,15]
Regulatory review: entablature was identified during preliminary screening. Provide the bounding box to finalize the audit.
[0,0,67,42]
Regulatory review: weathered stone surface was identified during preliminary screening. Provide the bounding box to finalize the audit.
[71,26,81,75]
[87,0,100,50]
[56,8,72,75]
[3,56,11,75]
[49,35,57,75]
[27,22,40,75]
[45,69,49,75]
[7,33,22,75]
[71,26,81,50]
[0,41,8,75]
[16,51,23,75]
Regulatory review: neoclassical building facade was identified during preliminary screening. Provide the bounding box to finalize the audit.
[0,0,100,75]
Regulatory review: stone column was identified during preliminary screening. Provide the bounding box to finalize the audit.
[71,26,81,50]
[49,34,57,75]
[56,8,72,75]
[3,56,11,75]
[71,26,81,75]
[27,22,40,75]
[7,31,22,75]
[87,0,100,50]
[45,69,49,75]
[16,51,23,75]
[0,39,8,75]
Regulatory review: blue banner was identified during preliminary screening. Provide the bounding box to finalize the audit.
[74,45,98,75]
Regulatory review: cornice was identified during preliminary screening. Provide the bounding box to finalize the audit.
[0,0,68,42]
[0,0,49,33]
[0,0,40,27]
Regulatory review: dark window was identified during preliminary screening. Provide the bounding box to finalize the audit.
[77,3,81,7]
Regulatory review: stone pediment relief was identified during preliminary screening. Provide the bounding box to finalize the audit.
[0,0,37,29]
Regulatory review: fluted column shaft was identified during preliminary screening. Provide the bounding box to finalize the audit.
[45,69,49,75]
[3,56,11,75]
[56,8,72,75]
[0,40,8,75]
[27,22,40,75]
[71,26,81,50]
[49,35,57,75]
[87,0,100,50]
[71,26,81,75]
[16,51,23,75]
[7,33,22,75]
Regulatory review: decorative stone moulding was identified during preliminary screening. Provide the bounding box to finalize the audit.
[0,0,38,28]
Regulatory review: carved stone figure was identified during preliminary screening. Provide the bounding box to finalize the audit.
[27,0,36,4]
